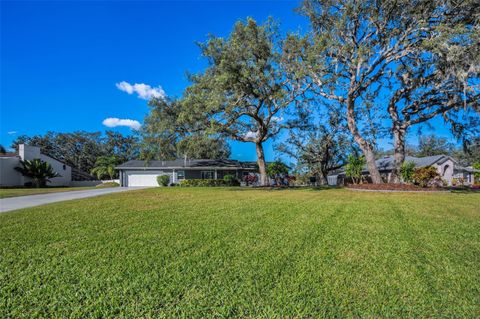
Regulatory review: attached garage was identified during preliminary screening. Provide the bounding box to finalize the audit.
[116,159,259,187]
[126,171,172,187]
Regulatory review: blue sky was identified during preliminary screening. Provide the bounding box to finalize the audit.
[0,0,456,161]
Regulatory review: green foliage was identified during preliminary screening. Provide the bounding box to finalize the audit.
[223,174,240,186]
[179,179,233,187]
[412,166,441,188]
[140,97,231,161]
[0,144,6,154]
[416,135,455,157]
[12,131,138,173]
[266,161,289,177]
[91,156,118,180]
[157,175,170,187]
[473,162,480,182]
[400,161,416,183]
[14,159,61,188]
[345,155,365,185]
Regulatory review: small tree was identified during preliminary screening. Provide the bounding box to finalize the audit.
[91,156,118,180]
[345,155,365,185]
[266,161,289,177]
[157,175,170,187]
[400,161,416,184]
[15,159,61,188]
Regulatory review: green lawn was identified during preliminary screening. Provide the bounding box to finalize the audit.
[0,185,116,198]
[1,188,479,318]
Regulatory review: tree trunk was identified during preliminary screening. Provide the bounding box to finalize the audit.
[255,142,269,186]
[390,128,406,183]
[346,99,383,184]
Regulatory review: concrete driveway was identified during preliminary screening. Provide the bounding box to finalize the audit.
[0,187,149,213]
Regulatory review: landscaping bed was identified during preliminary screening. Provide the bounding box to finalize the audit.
[347,183,444,191]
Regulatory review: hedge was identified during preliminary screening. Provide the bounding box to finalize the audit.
[179,179,239,187]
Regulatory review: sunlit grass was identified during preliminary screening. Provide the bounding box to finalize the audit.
[1,187,479,318]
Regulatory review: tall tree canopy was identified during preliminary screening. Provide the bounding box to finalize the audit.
[140,97,231,160]
[293,0,479,183]
[182,18,308,185]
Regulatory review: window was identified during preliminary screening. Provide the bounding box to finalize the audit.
[177,170,185,180]
[201,171,214,179]
[62,164,66,170]
[243,171,250,177]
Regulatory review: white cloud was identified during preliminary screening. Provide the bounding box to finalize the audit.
[102,118,141,130]
[271,116,284,123]
[244,131,258,141]
[116,81,166,100]
[7,131,17,135]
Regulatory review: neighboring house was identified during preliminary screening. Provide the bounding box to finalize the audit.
[116,159,259,187]
[0,144,72,187]
[328,155,478,186]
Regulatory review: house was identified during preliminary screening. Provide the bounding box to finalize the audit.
[328,154,478,186]
[0,144,72,187]
[116,159,259,187]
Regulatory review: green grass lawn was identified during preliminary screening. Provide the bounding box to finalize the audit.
[1,188,479,318]
[0,185,116,198]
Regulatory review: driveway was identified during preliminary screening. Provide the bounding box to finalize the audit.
[0,187,149,213]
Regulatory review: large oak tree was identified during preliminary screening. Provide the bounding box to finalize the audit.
[182,18,307,185]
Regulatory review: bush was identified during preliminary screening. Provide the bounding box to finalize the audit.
[412,166,441,188]
[179,179,236,187]
[223,174,240,186]
[157,175,170,187]
[400,161,416,183]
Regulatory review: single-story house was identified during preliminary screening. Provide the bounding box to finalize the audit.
[328,154,478,186]
[116,159,259,187]
[0,144,72,187]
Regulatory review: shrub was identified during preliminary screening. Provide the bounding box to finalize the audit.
[223,174,240,186]
[15,159,61,188]
[345,155,365,184]
[157,175,170,187]
[243,174,258,186]
[179,179,236,187]
[412,166,441,188]
[400,161,416,183]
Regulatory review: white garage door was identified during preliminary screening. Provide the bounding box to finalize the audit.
[127,171,171,187]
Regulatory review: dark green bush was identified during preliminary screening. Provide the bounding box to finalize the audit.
[179,179,236,187]
[157,175,170,187]
[223,174,240,186]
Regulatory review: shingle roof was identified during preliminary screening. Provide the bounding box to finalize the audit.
[116,159,257,169]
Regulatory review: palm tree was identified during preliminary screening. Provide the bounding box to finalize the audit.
[91,156,118,180]
[15,159,61,188]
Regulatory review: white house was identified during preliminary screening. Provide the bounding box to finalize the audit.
[0,144,72,187]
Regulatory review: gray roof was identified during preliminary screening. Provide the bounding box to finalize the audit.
[116,159,258,170]
[375,155,455,171]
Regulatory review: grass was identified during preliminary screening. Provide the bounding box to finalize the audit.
[0,184,118,199]
[0,187,479,318]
